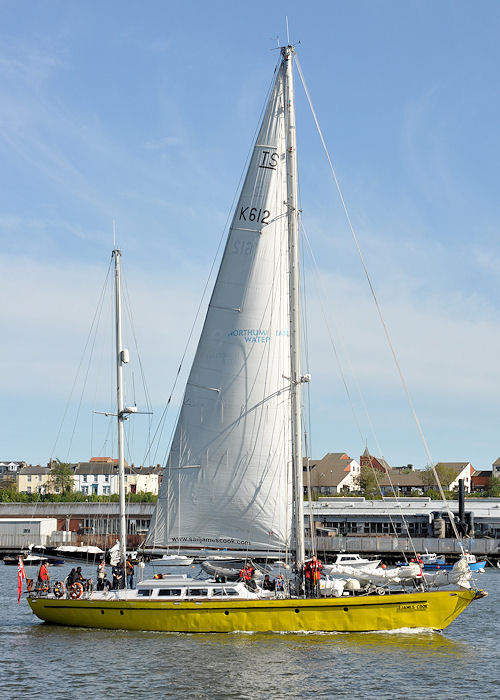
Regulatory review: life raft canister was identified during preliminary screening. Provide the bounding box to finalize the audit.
[69,582,84,599]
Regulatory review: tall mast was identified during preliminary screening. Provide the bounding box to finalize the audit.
[113,248,128,568]
[283,45,305,575]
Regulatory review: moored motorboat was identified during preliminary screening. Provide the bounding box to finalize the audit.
[422,552,486,572]
[151,555,194,567]
[323,553,381,574]
[3,554,65,566]
[396,551,445,568]
[32,544,105,563]
[397,551,486,571]
[420,552,446,567]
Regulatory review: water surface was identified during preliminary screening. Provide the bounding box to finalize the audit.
[0,563,498,699]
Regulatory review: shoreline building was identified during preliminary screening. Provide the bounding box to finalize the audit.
[304,453,361,497]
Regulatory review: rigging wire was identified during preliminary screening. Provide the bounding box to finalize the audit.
[299,224,420,562]
[122,275,154,440]
[49,259,113,462]
[296,187,318,560]
[294,51,464,551]
[90,263,115,460]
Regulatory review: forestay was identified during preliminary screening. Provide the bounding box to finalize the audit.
[147,61,293,554]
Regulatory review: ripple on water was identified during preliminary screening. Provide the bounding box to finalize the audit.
[0,566,499,699]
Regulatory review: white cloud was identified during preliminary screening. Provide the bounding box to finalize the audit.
[472,245,500,275]
[144,136,182,151]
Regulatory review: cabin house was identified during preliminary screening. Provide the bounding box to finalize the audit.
[72,459,162,496]
[16,465,52,494]
[305,453,361,496]
[73,460,132,496]
[377,470,426,496]
[359,448,391,473]
[0,461,26,487]
[132,465,163,495]
[492,458,500,480]
[471,470,492,493]
[433,462,473,493]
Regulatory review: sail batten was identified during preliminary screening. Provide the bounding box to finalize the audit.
[147,60,292,554]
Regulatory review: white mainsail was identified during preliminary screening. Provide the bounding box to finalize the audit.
[148,61,293,553]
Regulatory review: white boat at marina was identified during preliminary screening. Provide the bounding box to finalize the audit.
[416,551,486,572]
[3,554,64,567]
[32,544,105,563]
[420,552,446,566]
[323,553,381,574]
[55,545,105,557]
[27,44,486,633]
[151,555,194,567]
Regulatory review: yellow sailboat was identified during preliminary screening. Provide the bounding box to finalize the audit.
[28,45,486,632]
[28,587,479,633]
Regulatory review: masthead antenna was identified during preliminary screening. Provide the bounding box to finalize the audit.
[286,16,290,44]
[113,219,117,250]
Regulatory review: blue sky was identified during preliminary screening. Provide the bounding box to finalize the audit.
[1,0,499,471]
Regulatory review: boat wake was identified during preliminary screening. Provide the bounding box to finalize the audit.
[227,627,437,636]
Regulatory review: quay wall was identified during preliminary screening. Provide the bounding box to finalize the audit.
[310,536,499,564]
[1,501,499,563]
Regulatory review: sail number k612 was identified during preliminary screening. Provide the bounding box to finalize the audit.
[239,207,270,224]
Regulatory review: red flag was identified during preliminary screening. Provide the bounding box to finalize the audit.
[17,557,26,604]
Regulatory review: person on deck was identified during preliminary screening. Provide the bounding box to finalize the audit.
[66,568,76,586]
[126,559,134,589]
[303,555,322,598]
[112,565,124,589]
[96,560,106,591]
[275,574,286,598]
[262,574,275,592]
[37,561,49,589]
[239,564,256,591]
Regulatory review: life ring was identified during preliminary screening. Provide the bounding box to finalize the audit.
[69,582,84,600]
[53,581,66,598]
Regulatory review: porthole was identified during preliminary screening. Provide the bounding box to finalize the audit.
[295,608,299,613]
[101,610,104,615]
[224,611,229,615]
[343,607,348,612]
[120,610,124,615]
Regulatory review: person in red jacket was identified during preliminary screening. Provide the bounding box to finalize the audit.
[239,564,256,590]
[37,561,49,591]
[303,555,322,597]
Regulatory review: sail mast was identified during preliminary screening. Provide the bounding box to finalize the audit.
[113,248,128,568]
[283,45,305,572]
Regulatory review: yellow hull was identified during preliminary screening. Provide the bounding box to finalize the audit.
[28,589,477,633]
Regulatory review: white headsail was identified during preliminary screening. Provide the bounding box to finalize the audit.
[147,60,293,554]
